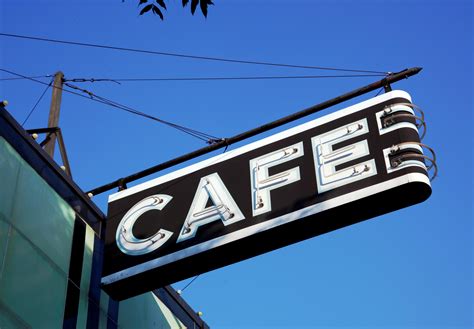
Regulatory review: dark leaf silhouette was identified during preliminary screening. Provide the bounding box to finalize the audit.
[200,0,213,17]
[200,0,207,17]
[135,0,214,19]
[191,0,199,15]
[139,4,153,15]
[156,0,166,9]
[152,5,164,19]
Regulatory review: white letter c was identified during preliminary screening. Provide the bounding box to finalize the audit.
[116,194,173,256]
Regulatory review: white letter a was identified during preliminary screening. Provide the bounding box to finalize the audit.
[177,173,245,243]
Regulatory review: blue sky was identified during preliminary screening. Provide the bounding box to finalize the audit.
[1,0,472,328]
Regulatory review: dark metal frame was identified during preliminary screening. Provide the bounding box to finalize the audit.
[26,127,72,177]
[155,286,210,329]
[0,102,104,234]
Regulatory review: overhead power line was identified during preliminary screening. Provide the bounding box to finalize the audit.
[0,68,220,143]
[374,87,385,97]
[86,67,422,196]
[180,275,200,293]
[0,75,52,81]
[0,32,389,75]
[22,78,54,126]
[62,82,220,143]
[64,73,385,84]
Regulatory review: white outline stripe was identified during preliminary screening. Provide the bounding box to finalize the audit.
[102,172,430,285]
[108,90,412,203]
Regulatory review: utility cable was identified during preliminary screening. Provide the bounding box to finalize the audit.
[64,73,386,83]
[0,33,389,75]
[0,68,220,143]
[374,87,385,97]
[180,275,200,293]
[0,75,52,81]
[63,82,220,142]
[64,78,122,84]
[84,67,422,196]
[22,77,54,126]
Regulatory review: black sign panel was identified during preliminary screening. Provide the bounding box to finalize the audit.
[102,90,432,300]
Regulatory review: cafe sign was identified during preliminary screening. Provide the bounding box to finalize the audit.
[102,90,433,300]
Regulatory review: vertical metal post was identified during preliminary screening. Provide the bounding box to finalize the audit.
[44,71,64,157]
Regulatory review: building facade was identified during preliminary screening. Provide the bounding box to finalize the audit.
[0,102,208,329]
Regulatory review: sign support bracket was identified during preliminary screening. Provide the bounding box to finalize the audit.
[87,67,422,197]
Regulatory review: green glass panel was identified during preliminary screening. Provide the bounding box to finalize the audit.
[76,293,89,329]
[0,138,21,222]
[118,292,186,329]
[98,309,109,329]
[153,295,187,329]
[82,225,95,290]
[76,225,95,329]
[99,290,110,314]
[0,299,31,329]
[0,217,10,277]
[10,153,75,274]
[0,228,67,328]
[98,290,110,329]
[77,290,108,329]
[0,138,21,280]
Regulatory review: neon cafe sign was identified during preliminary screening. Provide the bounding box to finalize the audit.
[101,90,435,300]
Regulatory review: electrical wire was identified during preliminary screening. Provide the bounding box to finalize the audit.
[180,275,200,293]
[63,82,220,142]
[374,87,385,97]
[0,68,220,143]
[64,73,386,83]
[0,33,389,75]
[22,78,54,126]
[0,75,52,81]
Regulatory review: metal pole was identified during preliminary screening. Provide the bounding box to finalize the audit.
[44,71,64,157]
[87,67,422,196]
